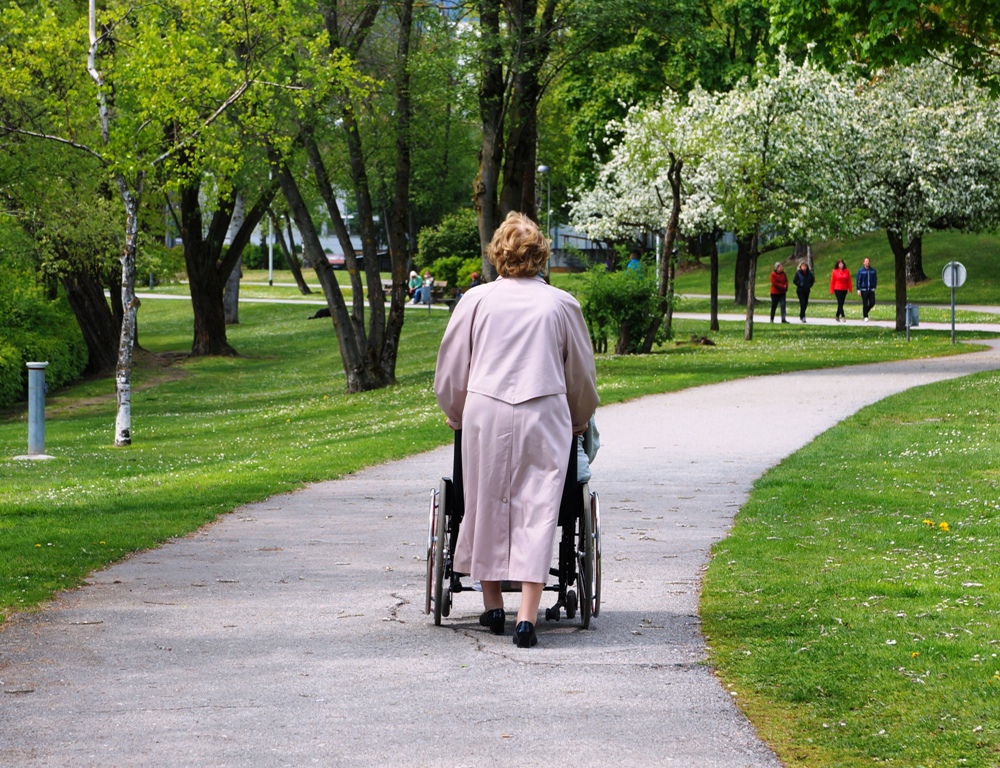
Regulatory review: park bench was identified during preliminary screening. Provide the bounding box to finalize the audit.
[430,280,448,303]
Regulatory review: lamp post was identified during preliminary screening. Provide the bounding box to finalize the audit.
[536,164,551,242]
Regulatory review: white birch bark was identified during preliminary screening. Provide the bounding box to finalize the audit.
[114,183,142,446]
[90,0,140,446]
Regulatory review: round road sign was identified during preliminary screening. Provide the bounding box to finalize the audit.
[942,261,967,288]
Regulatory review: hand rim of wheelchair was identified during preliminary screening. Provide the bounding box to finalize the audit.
[578,484,596,628]
[424,480,451,625]
[424,487,436,615]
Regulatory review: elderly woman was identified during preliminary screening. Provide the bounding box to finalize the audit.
[434,212,599,648]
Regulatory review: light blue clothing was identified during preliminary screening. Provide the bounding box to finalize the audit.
[626,257,642,276]
[576,416,600,483]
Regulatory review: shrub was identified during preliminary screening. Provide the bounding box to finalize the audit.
[581,266,661,354]
[0,341,20,407]
[415,209,480,273]
[238,243,287,271]
[427,256,481,293]
[138,243,186,285]
[0,281,87,407]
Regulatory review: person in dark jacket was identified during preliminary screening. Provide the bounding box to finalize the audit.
[793,261,816,323]
[856,257,878,321]
[769,262,789,324]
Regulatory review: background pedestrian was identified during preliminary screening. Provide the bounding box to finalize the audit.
[830,259,853,321]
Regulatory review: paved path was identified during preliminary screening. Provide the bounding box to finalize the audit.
[3,341,1000,767]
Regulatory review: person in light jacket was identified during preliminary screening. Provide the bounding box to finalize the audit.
[856,257,878,321]
[829,259,853,322]
[434,212,599,649]
[793,261,816,322]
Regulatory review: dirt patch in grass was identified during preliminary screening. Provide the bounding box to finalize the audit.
[1,350,190,422]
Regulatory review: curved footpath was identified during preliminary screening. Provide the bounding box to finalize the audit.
[4,340,1000,767]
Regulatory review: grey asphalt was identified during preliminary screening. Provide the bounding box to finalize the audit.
[4,339,1000,768]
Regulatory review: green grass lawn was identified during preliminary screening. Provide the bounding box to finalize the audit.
[1,297,988,621]
[703,370,1000,767]
[2,292,999,765]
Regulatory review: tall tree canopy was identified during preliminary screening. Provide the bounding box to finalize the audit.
[770,0,1000,91]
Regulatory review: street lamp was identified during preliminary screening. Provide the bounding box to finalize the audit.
[536,164,551,242]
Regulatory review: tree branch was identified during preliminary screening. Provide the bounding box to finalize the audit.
[0,126,107,164]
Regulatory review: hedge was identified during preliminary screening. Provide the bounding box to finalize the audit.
[0,297,87,409]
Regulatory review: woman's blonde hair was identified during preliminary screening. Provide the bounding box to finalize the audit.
[487,212,550,278]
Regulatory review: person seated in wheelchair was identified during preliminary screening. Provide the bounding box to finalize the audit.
[434,212,599,649]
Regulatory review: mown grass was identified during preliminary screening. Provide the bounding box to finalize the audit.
[671,297,1000,325]
[702,371,1000,767]
[1,297,989,621]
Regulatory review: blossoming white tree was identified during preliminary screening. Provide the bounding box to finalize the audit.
[683,53,858,339]
[570,88,723,349]
[840,59,1000,330]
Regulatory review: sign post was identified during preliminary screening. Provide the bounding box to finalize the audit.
[941,262,967,345]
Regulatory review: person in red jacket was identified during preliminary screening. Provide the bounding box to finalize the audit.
[770,262,789,324]
[829,259,853,322]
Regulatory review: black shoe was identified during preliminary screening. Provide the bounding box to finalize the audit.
[479,608,506,635]
[513,621,537,648]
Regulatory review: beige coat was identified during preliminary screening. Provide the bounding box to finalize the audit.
[434,276,599,583]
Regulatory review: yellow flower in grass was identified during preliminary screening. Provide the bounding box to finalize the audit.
[939,522,949,532]
[923,519,934,527]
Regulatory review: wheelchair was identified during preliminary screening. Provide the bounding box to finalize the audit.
[425,430,601,628]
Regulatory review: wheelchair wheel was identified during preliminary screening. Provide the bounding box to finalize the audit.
[424,487,437,615]
[591,490,602,618]
[579,484,595,629]
[426,479,450,625]
[433,479,451,625]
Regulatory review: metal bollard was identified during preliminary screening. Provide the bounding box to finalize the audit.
[27,362,50,456]
[905,304,919,342]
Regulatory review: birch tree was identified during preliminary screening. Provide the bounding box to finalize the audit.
[1,0,271,444]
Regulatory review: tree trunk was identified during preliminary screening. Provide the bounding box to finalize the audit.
[223,256,241,325]
[906,234,927,285]
[708,232,720,332]
[113,174,142,447]
[175,178,275,356]
[303,129,365,331]
[61,264,119,376]
[886,229,910,332]
[271,210,312,294]
[474,0,558,279]
[743,234,758,341]
[792,240,809,263]
[474,0,504,281]
[734,235,753,306]
[223,194,245,325]
[189,268,231,355]
[640,155,682,353]
[382,0,414,380]
[274,154,377,393]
